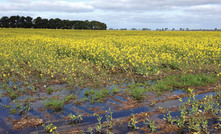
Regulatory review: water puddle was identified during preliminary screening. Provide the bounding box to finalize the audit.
[0,81,220,133]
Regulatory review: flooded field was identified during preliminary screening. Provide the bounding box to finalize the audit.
[0,81,220,134]
[0,29,221,133]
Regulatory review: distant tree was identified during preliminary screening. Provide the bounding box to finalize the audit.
[72,21,87,29]
[33,17,43,28]
[33,17,49,28]
[62,20,72,29]
[82,20,91,29]
[84,20,91,29]
[215,28,217,31]
[9,16,17,28]
[98,22,107,30]
[120,28,127,30]
[90,20,107,30]
[49,19,56,29]
[171,28,175,31]
[19,16,26,28]
[108,28,114,30]
[1,15,107,30]
[14,15,21,27]
[1,16,10,28]
[42,19,49,28]
[2,17,10,27]
[142,28,150,30]
[53,18,63,29]
[25,16,33,28]
[131,28,137,30]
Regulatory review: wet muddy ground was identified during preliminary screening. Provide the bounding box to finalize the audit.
[0,81,220,134]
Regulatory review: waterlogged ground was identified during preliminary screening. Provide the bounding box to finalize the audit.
[0,80,220,134]
[0,29,221,133]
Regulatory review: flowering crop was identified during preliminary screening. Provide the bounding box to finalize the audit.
[0,28,220,86]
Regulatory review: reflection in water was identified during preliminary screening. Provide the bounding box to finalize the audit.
[0,81,218,133]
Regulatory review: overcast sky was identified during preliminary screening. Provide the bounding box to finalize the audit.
[0,0,221,29]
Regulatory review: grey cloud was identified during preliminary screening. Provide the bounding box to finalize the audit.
[91,0,221,11]
[185,4,221,15]
[1,0,220,29]
[3,0,221,13]
[88,0,221,29]
[0,10,35,17]
[0,1,94,13]
[95,8,221,29]
[7,0,30,3]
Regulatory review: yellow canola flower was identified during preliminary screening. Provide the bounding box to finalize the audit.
[188,88,194,93]
[3,74,7,77]
[0,28,221,81]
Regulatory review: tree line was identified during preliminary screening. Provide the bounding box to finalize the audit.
[0,15,107,30]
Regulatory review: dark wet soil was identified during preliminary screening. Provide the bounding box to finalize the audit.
[12,116,44,129]
[0,80,220,134]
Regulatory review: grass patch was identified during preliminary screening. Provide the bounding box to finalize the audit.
[152,73,219,92]
[112,86,121,94]
[179,73,216,86]
[44,99,64,111]
[84,90,90,96]
[94,89,110,102]
[64,94,75,102]
[9,91,19,100]
[127,87,147,101]
[46,87,54,94]
[83,88,111,103]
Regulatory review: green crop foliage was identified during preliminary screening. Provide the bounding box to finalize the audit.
[144,114,157,133]
[164,88,221,133]
[112,86,121,94]
[128,113,139,130]
[94,113,104,133]
[152,73,219,92]
[69,113,83,123]
[1,29,221,88]
[44,98,64,111]
[105,108,114,130]
[129,87,147,101]
[42,123,57,133]
[64,94,75,102]
[46,87,54,94]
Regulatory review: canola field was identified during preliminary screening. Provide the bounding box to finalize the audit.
[0,28,221,133]
[0,28,221,85]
